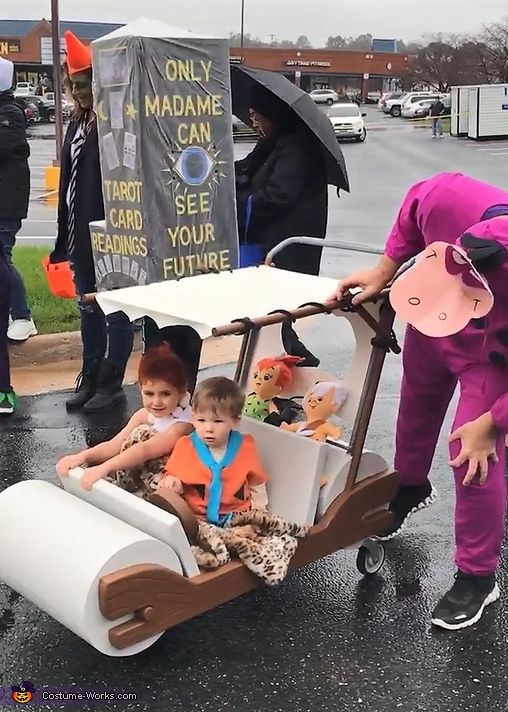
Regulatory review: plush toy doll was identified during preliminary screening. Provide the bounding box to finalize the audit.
[243,355,303,422]
[280,381,349,442]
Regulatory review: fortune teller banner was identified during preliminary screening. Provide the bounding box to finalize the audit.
[90,28,239,290]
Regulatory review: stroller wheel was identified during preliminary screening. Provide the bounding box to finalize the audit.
[356,540,385,576]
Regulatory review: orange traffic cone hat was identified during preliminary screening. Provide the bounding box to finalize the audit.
[64,31,92,76]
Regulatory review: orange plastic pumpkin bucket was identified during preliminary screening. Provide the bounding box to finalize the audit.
[42,256,76,299]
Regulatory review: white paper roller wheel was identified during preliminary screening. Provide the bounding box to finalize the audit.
[0,480,183,656]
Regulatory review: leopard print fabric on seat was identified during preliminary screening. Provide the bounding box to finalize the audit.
[107,424,167,500]
[192,509,309,586]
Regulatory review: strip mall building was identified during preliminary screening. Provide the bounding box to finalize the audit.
[0,18,407,97]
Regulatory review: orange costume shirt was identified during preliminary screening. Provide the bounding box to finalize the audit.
[163,432,268,520]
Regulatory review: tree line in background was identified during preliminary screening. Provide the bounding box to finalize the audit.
[229,17,508,92]
[404,21,508,91]
[229,31,408,51]
[229,32,315,49]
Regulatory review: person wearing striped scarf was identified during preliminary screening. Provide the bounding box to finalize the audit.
[50,32,134,412]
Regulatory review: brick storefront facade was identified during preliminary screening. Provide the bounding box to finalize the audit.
[229,47,407,96]
[0,19,407,96]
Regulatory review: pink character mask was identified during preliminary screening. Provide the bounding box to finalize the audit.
[389,241,494,337]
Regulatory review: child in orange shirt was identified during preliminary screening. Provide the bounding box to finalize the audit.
[160,376,269,525]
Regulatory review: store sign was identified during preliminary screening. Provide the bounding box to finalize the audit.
[0,39,21,55]
[229,55,244,64]
[40,37,65,64]
[286,60,331,68]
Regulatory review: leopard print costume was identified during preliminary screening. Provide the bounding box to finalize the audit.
[107,424,166,500]
[192,509,309,586]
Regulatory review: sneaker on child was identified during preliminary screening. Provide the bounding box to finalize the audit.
[7,319,37,341]
[0,389,17,414]
[432,571,500,630]
[376,481,437,540]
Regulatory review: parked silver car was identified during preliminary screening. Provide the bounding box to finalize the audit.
[309,89,339,105]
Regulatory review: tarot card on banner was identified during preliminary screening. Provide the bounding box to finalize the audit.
[98,46,130,87]
[102,133,120,170]
[130,261,139,282]
[123,132,136,170]
[109,91,124,129]
[96,259,106,280]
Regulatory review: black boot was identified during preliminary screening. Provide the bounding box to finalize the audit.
[82,358,127,413]
[65,362,100,412]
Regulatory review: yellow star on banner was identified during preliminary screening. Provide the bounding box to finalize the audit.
[125,103,138,120]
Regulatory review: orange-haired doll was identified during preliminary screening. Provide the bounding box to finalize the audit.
[243,354,302,421]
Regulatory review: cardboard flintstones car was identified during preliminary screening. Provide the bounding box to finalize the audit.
[0,241,401,657]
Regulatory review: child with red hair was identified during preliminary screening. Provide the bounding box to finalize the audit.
[56,343,193,495]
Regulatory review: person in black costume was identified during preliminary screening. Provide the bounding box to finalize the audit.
[50,32,134,413]
[235,86,328,276]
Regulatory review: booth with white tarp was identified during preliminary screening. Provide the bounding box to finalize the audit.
[89,17,238,291]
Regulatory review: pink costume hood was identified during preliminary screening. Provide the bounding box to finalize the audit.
[389,217,508,338]
[384,172,508,265]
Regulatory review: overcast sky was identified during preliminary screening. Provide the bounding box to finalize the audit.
[4,1,508,46]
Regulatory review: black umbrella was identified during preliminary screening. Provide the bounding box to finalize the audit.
[230,65,350,192]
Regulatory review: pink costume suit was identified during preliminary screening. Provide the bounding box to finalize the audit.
[384,172,508,576]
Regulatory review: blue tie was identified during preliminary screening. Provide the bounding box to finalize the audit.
[190,430,244,526]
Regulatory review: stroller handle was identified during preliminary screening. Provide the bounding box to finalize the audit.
[264,237,385,264]
[264,235,414,287]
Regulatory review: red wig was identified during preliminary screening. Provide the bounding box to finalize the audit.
[138,343,188,392]
[255,355,302,389]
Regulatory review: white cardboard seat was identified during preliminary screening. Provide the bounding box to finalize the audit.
[60,469,199,577]
[240,418,389,525]
[316,444,388,519]
[240,417,327,526]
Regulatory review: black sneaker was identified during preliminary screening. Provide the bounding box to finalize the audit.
[376,481,437,540]
[432,571,500,630]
